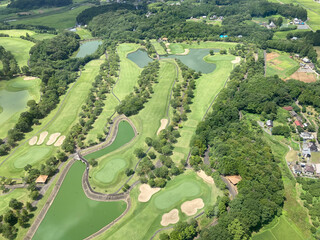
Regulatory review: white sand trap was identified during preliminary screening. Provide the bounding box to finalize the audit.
[181,198,204,216]
[157,119,168,135]
[46,133,61,145]
[54,135,66,147]
[232,56,241,64]
[24,76,37,81]
[197,170,214,185]
[37,131,48,145]
[138,184,161,202]
[161,209,179,226]
[176,49,190,55]
[28,136,38,146]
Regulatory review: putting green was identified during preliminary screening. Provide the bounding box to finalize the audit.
[14,147,51,169]
[153,180,201,209]
[95,158,126,183]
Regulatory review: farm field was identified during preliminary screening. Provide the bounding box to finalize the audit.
[266,52,300,79]
[0,58,103,178]
[94,170,222,240]
[0,37,34,67]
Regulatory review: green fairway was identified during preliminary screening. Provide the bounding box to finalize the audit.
[14,146,51,168]
[0,37,34,67]
[90,60,176,192]
[0,77,41,138]
[113,43,142,100]
[252,216,304,240]
[266,52,299,79]
[168,43,185,54]
[76,27,93,40]
[151,40,167,55]
[95,158,126,183]
[85,120,135,160]
[0,29,35,37]
[95,171,222,240]
[154,180,201,209]
[172,52,236,163]
[0,189,29,215]
[33,161,127,240]
[11,5,90,30]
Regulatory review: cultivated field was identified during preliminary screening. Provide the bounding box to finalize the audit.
[266,52,300,79]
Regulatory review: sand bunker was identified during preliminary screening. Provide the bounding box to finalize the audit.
[197,170,214,185]
[138,184,161,202]
[28,136,38,146]
[46,133,61,145]
[176,49,190,55]
[157,119,168,135]
[24,76,37,81]
[181,198,204,216]
[161,209,179,226]
[231,56,241,64]
[54,135,66,147]
[37,131,48,145]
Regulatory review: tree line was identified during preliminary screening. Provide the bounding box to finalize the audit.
[8,0,72,10]
[0,46,20,78]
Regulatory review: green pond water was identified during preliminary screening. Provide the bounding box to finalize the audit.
[85,120,135,160]
[33,161,126,240]
[76,40,102,58]
[127,48,217,73]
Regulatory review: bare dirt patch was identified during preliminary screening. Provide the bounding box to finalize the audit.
[181,198,204,216]
[161,209,179,226]
[24,76,37,81]
[266,52,280,61]
[37,131,48,145]
[232,56,241,64]
[29,136,37,146]
[54,135,66,147]
[46,133,61,145]
[157,119,168,135]
[288,71,317,83]
[138,184,161,202]
[197,170,214,185]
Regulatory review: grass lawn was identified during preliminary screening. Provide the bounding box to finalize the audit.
[114,43,142,100]
[0,58,103,177]
[266,52,300,79]
[76,27,93,40]
[171,52,236,163]
[94,170,222,240]
[272,29,309,40]
[0,76,41,138]
[0,37,34,67]
[252,216,305,240]
[11,5,90,30]
[151,39,167,55]
[311,152,320,163]
[0,189,29,215]
[168,41,237,54]
[89,60,176,192]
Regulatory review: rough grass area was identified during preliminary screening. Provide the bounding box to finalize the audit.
[11,5,90,30]
[0,37,34,67]
[94,170,222,240]
[266,52,299,79]
[76,27,93,40]
[0,189,29,215]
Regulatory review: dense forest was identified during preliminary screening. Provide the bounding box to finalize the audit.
[0,46,20,78]
[8,0,72,10]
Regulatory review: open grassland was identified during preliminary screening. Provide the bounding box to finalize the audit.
[0,37,34,67]
[272,29,309,40]
[266,52,300,79]
[268,0,320,30]
[113,43,142,100]
[172,52,236,163]
[10,5,90,30]
[0,59,103,177]
[76,27,93,40]
[252,216,305,240]
[0,29,55,40]
[168,41,237,54]
[94,171,222,240]
[0,77,41,138]
[151,40,167,55]
[89,60,176,192]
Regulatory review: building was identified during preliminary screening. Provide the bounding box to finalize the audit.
[305,165,315,176]
[295,120,303,127]
[303,57,311,63]
[35,175,48,184]
[303,123,308,128]
[266,120,273,127]
[293,164,302,174]
[291,37,298,40]
[268,21,276,29]
[296,115,303,122]
[283,106,293,111]
[290,110,297,117]
[162,37,168,41]
[300,132,314,140]
[226,175,242,185]
[310,142,318,152]
[302,142,311,157]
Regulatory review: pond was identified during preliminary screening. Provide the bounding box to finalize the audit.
[85,120,135,160]
[76,40,102,58]
[32,161,126,240]
[127,48,217,73]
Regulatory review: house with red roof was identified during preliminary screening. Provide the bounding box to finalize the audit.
[282,106,293,111]
[294,120,303,127]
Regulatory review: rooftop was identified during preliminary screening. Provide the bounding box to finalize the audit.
[35,175,48,183]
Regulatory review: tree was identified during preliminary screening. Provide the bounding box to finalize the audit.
[9,199,23,210]
[228,218,248,240]
[4,210,17,226]
[210,50,214,55]
[134,148,146,158]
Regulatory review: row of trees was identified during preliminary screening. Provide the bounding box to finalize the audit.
[0,46,20,78]
[8,0,72,10]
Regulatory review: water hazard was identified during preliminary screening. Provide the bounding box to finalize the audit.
[76,40,102,58]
